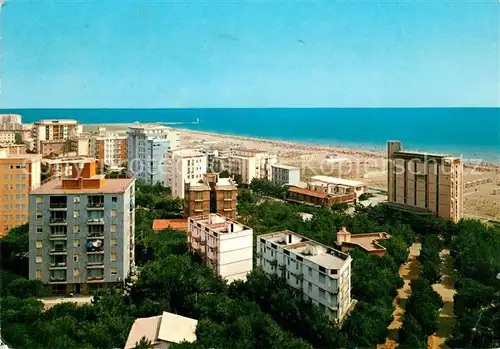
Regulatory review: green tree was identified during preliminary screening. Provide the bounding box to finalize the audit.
[133,337,153,349]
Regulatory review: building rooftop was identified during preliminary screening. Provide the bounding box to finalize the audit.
[189,214,251,234]
[171,148,206,158]
[259,230,350,270]
[272,164,300,170]
[288,186,328,199]
[124,311,197,349]
[152,219,188,231]
[392,150,456,159]
[128,123,171,130]
[186,180,210,191]
[336,227,391,254]
[42,156,95,164]
[215,177,237,190]
[31,177,135,194]
[34,119,79,125]
[310,175,365,187]
[0,152,41,161]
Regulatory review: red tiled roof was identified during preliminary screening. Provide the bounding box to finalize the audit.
[288,186,328,199]
[152,219,188,231]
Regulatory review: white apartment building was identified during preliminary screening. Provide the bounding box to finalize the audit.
[32,119,82,153]
[0,114,22,130]
[70,134,92,157]
[0,131,16,144]
[271,164,300,186]
[91,129,127,167]
[309,175,366,200]
[166,149,207,199]
[188,214,253,283]
[225,150,278,185]
[127,124,180,185]
[257,231,353,323]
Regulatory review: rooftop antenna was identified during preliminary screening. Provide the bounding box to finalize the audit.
[0,0,6,108]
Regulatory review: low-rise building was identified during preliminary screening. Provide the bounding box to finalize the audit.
[309,175,366,200]
[336,227,391,256]
[125,311,197,349]
[225,149,278,185]
[0,153,42,236]
[271,164,300,186]
[187,214,253,283]
[286,186,356,207]
[256,231,353,323]
[28,160,136,295]
[0,144,28,155]
[166,148,207,199]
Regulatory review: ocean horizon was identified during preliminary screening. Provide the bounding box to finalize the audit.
[1,107,498,163]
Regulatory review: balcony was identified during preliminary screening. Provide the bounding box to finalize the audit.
[87,202,104,210]
[87,218,104,225]
[49,218,67,226]
[49,276,67,283]
[49,248,67,255]
[49,233,67,240]
[49,203,67,211]
[49,262,67,270]
[87,263,104,268]
[88,232,105,239]
[87,276,105,282]
[87,239,104,253]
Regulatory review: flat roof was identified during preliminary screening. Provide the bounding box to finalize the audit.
[260,231,349,270]
[35,119,79,124]
[42,157,95,164]
[125,315,162,349]
[173,149,206,158]
[31,177,135,194]
[153,219,188,231]
[189,213,251,233]
[272,164,300,170]
[339,231,392,253]
[289,186,328,199]
[311,175,365,187]
[0,153,41,161]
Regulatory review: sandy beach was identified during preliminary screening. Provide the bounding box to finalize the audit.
[84,124,500,220]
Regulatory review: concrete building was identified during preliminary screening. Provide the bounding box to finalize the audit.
[69,133,92,157]
[0,131,16,144]
[32,119,82,154]
[184,174,238,219]
[0,144,28,155]
[125,311,197,349]
[0,114,22,130]
[225,150,277,185]
[166,148,207,199]
[387,141,464,222]
[257,231,353,323]
[286,186,356,207]
[91,129,127,167]
[336,227,391,256]
[187,214,253,283]
[271,164,300,186]
[28,160,136,295]
[127,124,180,185]
[42,156,96,178]
[0,153,42,236]
[309,175,366,200]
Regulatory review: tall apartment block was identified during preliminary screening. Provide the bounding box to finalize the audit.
[224,150,278,185]
[257,231,353,323]
[91,129,127,167]
[184,174,238,219]
[0,114,23,130]
[187,214,253,283]
[166,148,207,199]
[387,141,463,222]
[127,125,180,185]
[32,119,82,154]
[0,152,42,236]
[271,164,300,186]
[28,160,136,295]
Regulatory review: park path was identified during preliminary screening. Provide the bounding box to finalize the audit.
[428,249,456,349]
[379,242,422,349]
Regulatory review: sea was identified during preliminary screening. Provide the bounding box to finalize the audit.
[1,108,498,163]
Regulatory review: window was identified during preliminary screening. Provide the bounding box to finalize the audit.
[111,196,117,203]
[36,240,42,248]
[73,239,80,247]
[36,270,42,279]
[73,269,80,277]
[308,283,312,293]
[111,238,117,246]
[36,256,42,263]
[111,209,117,217]
[111,267,117,275]
[319,273,326,284]
[308,267,312,277]
[73,196,80,203]
[111,253,117,262]
[36,226,43,233]
[111,224,117,232]
[73,210,80,218]
[36,211,42,218]
[73,255,79,262]
[319,288,326,300]
[73,225,80,233]
[3,184,7,189]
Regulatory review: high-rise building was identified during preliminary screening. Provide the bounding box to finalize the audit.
[187,214,253,283]
[32,119,82,154]
[28,160,136,295]
[256,231,353,323]
[184,174,238,219]
[166,148,207,199]
[127,125,180,185]
[387,141,463,222]
[91,129,127,167]
[0,152,42,236]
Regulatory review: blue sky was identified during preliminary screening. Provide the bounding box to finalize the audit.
[2,0,499,108]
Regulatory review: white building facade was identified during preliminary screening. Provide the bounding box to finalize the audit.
[32,119,82,153]
[309,175,366,200]
[127,125,180,185]
[257,231,353,323]
[224,150,277,185]
[271,164,300,186]
[166,149,207,199]
[188,214,253,283]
